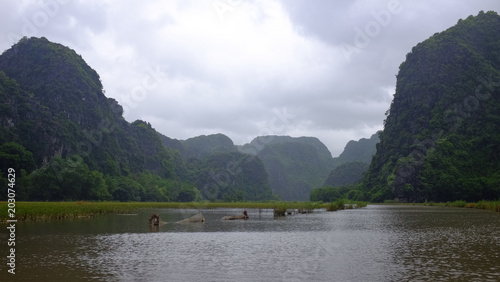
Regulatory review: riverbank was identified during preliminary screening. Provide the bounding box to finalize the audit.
[381,200,500,212]
[1,201,364,222]
[2,200,497,222]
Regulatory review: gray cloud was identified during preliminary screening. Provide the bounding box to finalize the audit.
[1,0,499,156]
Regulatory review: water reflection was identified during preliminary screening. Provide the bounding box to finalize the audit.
[2,206,499,281]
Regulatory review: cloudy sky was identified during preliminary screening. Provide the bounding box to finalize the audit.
[1,0,499,156]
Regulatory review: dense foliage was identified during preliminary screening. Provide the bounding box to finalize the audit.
[363,11,500,202]
[310,184,365,202]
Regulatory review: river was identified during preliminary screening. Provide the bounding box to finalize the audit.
[1,205,500,281]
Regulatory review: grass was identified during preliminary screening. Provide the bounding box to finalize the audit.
[2,201,354,222]
[3,201,151,222]
[273,202,288,216]
[16,199,500,221]
[414,200,500,212]
[326,199,345,211]
[444,200,467,208]
[463,200,500,212]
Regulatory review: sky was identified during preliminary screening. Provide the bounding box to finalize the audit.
[1,0,499,156]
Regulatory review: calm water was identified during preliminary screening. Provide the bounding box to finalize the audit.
[1,205,500,281]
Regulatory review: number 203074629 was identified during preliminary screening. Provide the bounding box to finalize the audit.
[7,168,16,217]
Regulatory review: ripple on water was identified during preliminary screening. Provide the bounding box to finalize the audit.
[10,206,500,282]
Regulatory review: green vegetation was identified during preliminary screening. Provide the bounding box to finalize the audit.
[362,11,500,203]
[0,200,369,222]
[238,135,378,201]
[326,199,345,211]
[444,200,467,208]
[336,133,379,163]
[325,199,368,211]
[0,37,380,203]
[385,199,500,212]
[437,200,500,212]
[250,137,337,201]
[310,184,367,202]
[473,200,500,212]
[323,161,369,187]
[180,134,237,160]
[273,202,288,216]
[0,37,275,203]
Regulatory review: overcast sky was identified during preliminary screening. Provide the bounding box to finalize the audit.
[1,0,499,156]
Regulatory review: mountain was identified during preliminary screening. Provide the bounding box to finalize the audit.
[236,134,379,201]
[238,136,333,201]
[180,133,237,160]
[0,37,274,202]
[363,11,500,202]
[323,161,369,187]
[194,152,274,201]
[239,135,332,157]
[337,133,379,163]
[319,133,378,188]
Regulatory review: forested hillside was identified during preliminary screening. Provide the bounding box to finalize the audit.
[161,133,275,201]
[0,37,274,202]
[238,135,378,201]
[363,11,500,202]
[337,133,379,164]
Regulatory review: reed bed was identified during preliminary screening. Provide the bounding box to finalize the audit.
[464,200,500,212]
[419,200,500,212]
[4,199,496,222]
[1,201,337,222]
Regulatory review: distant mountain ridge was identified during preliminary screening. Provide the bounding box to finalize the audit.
[237,134,378,200]
[0,36,381,202]
[337,133,379,163]
[0,37,273,202]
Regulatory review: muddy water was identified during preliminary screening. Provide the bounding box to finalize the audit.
[1,205,500,281]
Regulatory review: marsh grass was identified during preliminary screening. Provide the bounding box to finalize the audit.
[445,200,467,208]
[470,200,500,212]
[414,200,500,212]
[273,202,288,216]
[326,199,344,211]
[1,201,340,222]
[325,200,368,212]
[6,199,497,222]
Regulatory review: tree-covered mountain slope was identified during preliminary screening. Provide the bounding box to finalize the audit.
[158,132,274,201]
[0,37,274,202]
[337,133,379,164]
[363,11,500,202]
[237,136,333,201]
[237,134,378,201]
[324,161,369,187]
[180,133,237,160]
